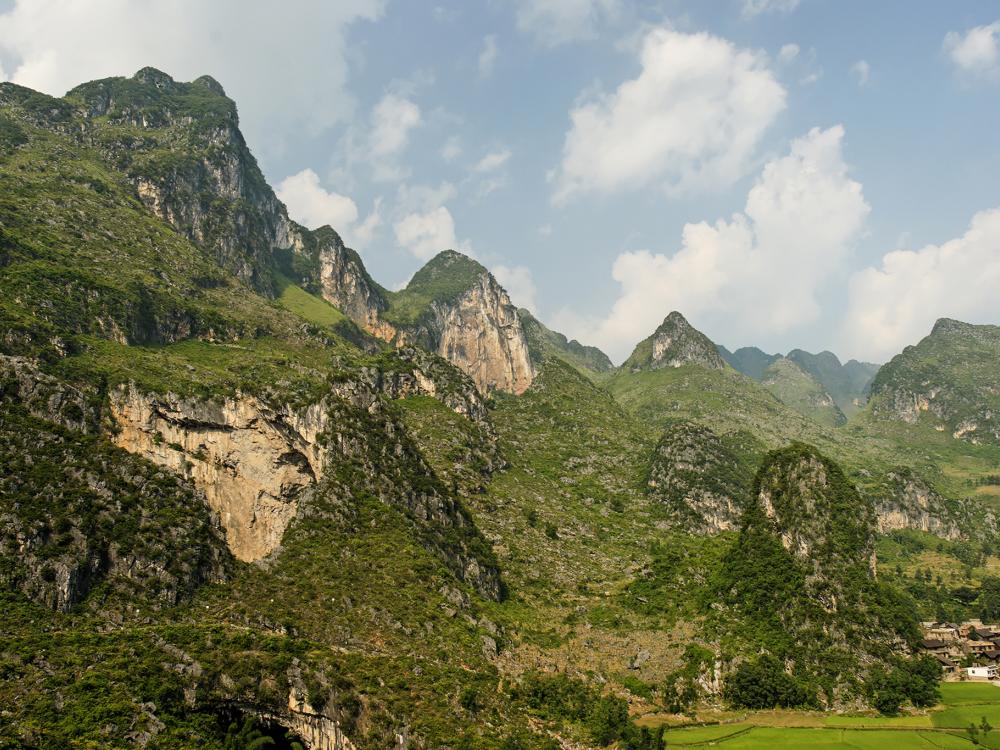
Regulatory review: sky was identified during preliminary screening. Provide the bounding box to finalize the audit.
[1,1,1000,364]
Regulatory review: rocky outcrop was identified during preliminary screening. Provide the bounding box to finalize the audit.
[428,274,534,395]
[371,253,535,395]
[624,311,725,372]
[105,350,503,598]
[646,421,750,533]
[870,318,1000,444]
[0,398,232,612]
[874,469,1000,542]
[0,354,100,433]
[314,228,388,331]
[64,68,296,294]
[108,386,324,562]
[753,445,876,575]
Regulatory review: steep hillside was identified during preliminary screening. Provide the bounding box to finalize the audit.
[623,312,725,372]
[518,308,613,376]
[761,357,847,428]
[378,251,535,394]
[787,349,879,417]
[709,444,919,706]
[870,318,1000,444]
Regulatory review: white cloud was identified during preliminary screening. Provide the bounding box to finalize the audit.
[851,59,870,86]
[551,28,786,203]
[394,206,466,260]
[493,264,538,312]
[514,0,621,46]
[560,126,869,362]
[842,208,1000,361]
[277,169,358,229]
[474,148,512,173]
[276,168,382,249]
[742,0,801,19]
[478,35,498,77]
[0,0,384,158]
[944,22,1000,76]
[367,93,421,180]
[778,43,800,63]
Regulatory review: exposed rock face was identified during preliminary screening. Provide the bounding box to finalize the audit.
[646,421,750,533]
[105,350,504,599]
[108,386,324,562]
[368,254,535,395]
[624,311,725,372]
[315,229,388,331]
[66,68,297,294]
[870,318,1000,443]
[874,469,1000,542]
[428,274,534,395]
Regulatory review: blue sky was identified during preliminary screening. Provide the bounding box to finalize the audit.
[1,1,999,363]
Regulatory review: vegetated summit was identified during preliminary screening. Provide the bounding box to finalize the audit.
[2,67,999,749]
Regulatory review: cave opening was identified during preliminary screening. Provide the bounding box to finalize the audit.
[215,706,307,750]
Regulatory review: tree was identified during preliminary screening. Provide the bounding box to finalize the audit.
[723,656,814,710]
[587,695,629,746]
[223,717,276,750]
[980,576,1000,621]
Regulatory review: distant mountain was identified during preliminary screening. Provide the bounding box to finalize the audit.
[720,344,879,419]
[870,318,1000,443]
[787,350,880,417]
[761,357,847,428]
[517,309,613,376]
[623,311,725,372]
[718,345,779,381]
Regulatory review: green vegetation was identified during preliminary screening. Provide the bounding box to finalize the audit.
[761,357,847,428]
[382,250,487,326]
[518,308,613,376]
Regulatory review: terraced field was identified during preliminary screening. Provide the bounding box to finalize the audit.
[646,683,1000,748]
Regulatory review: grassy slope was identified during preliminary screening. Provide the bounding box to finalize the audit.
[382,250,487,327]
[761,358,847,428]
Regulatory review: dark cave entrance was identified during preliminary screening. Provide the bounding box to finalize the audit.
[215,705,307,749]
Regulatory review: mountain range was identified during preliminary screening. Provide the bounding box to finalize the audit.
[2,68,1000,749]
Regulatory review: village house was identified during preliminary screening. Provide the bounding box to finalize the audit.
[966,665,999,681]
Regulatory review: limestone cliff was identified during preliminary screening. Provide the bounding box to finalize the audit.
[0,358,232,612]
[313,227,389,331]
[371,251,535,395]
[105,348,504,599]
[624,311,726,372]
[874,468,1000,542]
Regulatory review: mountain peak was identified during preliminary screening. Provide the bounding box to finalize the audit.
[624,311,725,371]
[132,66,177,90]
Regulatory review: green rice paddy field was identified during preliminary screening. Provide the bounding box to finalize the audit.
[649,683,1000,748]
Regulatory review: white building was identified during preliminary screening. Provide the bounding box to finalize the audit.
[966,665,999,680]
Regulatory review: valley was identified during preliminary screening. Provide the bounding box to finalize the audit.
[1,66,1000,750]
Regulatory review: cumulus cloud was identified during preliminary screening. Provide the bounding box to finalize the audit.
[551,28,786,203]
[394,206,467,260]
[478,35,498,77]
[441,137,462,162]
[560,125,869,361]
[514,0,621,46]
[842,208,1000,361]
[851,59,870,86]
[277,168,381,249]
[944,22,1000,76]
[474,149,512,173]
[367,93,421,180]
[0,0,384,158]
[277,169,359,229]
[492,264,538,312]
[778,43,800,63]
[742,0,801,19]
